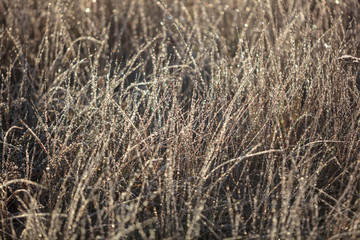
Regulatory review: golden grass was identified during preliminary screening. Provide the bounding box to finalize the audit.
[1,0,360,239]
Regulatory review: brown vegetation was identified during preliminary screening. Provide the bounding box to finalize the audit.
[1,0,360,239]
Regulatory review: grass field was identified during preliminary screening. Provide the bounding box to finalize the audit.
[1,0,360,239]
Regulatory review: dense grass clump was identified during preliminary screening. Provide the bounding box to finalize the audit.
[1,0,360,239]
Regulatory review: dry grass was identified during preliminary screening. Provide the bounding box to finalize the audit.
[1,0,360,239]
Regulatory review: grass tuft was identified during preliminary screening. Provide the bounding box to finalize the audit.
[1,0,360,239]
